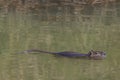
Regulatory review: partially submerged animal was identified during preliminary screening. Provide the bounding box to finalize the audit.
[17,49,106,60]
[88,50,106,60]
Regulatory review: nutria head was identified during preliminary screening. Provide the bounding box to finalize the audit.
[88,50,106,60]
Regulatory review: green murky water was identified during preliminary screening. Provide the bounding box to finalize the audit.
[0,7,120,80]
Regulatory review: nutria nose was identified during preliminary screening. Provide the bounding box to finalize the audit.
[96,52,106,60]
[102,52,106,56]
[103,52,106,57]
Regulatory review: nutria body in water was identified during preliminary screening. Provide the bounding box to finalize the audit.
[17,49,106,60]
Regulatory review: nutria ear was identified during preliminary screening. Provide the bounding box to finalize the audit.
[89,50,95,54]
[88,50,94,56]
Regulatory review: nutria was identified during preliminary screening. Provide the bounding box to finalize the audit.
[17,49,106,60]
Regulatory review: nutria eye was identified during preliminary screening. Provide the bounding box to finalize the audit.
[95,52,97,54]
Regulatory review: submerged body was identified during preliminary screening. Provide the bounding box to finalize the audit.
[17,49,106,60]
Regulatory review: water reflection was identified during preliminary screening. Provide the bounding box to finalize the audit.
[24,3,120,26]
[0,1,120,80]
